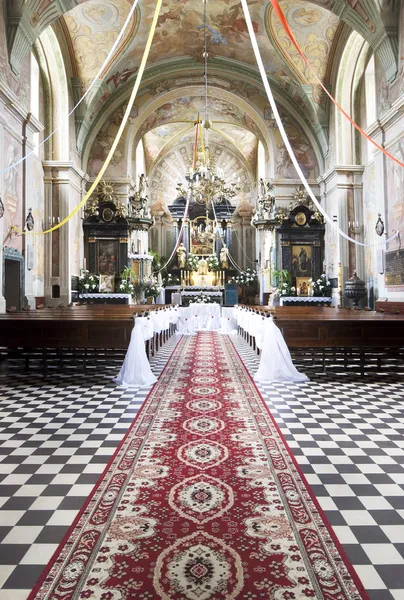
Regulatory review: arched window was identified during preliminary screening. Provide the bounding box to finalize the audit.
[136,139,146,180]
[257,140,266,181]
[364,55,376,128]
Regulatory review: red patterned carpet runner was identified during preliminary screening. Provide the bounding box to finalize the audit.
[30,333,368,600]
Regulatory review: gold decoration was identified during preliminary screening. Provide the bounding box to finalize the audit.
[98,180,116,202]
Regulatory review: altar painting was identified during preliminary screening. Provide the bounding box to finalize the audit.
[190,217,215,256]
[292,245,312,277]
[97,240,119,275]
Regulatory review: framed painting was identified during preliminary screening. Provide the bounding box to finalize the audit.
[296,276,312,296]
[99,274,115,293]
[292,245,312,277]
[97,239,119,275]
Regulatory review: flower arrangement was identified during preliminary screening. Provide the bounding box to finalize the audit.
[163,273,180,286]
[143,275,162,299]
[185,254,200,271]
[312,274,332,297]
[79,270,99,293]
[206,254,220,272]
[118,267,134,294]
[279,282,296,297]
[230,268,257,286]
[194,293,213,304]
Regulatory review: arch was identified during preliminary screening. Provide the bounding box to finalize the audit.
[38,28,70,161]
[334,31,369,164]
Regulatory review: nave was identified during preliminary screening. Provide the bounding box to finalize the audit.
[0,334,403,599]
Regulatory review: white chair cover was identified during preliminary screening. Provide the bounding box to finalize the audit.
[254,317,308,383]
[115,320,157,387]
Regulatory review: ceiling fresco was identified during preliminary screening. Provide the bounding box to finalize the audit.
[62,0,340,97]
[63,0,137,87]
[267,0,339,92]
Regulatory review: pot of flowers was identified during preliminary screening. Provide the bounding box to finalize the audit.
[230,269,258,304]
[78,270,99,295]
[312,274,332,304]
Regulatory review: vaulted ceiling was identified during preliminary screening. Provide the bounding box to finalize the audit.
[3,0,400,207]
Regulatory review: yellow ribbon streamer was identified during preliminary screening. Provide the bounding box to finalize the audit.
[200,118,206,163]
[25,0,162,236]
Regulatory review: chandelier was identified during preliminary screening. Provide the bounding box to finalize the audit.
[184,0,240,208]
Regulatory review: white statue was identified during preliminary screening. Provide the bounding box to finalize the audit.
[220,245,229,269]
[177,243,187,268]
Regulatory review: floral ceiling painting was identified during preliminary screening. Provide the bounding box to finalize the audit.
[63,0,137,88]
[267,0,340,95]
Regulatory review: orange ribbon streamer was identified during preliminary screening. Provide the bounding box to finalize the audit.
[269,0,404,169]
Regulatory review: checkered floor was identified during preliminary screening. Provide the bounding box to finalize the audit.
[0,338,178,600]
[0,334,403,599]
[233,336,404,600]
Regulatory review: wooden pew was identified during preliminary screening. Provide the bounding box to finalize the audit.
[0,304,176,375]
[236,305,404,375]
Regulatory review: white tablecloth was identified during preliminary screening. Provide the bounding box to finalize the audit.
[280,296,332,305]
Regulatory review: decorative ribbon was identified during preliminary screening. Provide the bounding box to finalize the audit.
[0,0,139,176]
[269,0,404,169]
[20,0,162,236]
[200,118,207,164]
[155,191,191,274]
[240,0,398,249]
[193,114,200,169]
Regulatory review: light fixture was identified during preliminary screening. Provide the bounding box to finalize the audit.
[185,0,240,208]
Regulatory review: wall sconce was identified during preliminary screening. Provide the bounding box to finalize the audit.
[0,195,4,218]
[375,214,385,236]
[26,208,34,232]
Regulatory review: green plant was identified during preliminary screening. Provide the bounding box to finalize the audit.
[273,269,292,285]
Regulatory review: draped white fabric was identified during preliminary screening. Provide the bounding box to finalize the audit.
[114,321,157,387]
[220,307,237,334]
[234,307,308,383]
[177,303,222,334]
[115,308,179,388]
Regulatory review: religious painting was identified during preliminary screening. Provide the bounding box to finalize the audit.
[97,240,119,275]
[292,245,312,277]
[296,277,312,296]
[99,275,115,293]
[190,218,215,256]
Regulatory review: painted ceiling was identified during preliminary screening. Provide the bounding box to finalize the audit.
[63,0,340,96]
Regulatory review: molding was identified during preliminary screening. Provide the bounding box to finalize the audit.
[318,164,365,186]
[42,160,88,182]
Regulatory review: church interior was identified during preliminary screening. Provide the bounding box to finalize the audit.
[1,0,404,598]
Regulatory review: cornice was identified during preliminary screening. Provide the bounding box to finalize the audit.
[42,160,88,182]
[318,164,365,185]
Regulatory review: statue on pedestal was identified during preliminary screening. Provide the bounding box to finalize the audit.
[220,245,229,269]
[177,243,187,268]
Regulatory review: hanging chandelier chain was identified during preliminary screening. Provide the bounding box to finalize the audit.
[203,0,209,149]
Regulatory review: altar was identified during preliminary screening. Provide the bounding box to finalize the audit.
[166,286,223,306]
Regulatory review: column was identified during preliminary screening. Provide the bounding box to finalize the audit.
[43,162,87,305]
